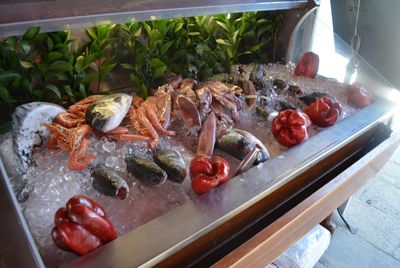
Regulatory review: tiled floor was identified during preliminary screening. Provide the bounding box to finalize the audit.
[316,145,400,268]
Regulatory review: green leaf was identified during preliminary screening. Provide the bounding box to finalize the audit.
[75,55,84,72]
[11,76,21,88]
[49,60,72,72]
[227,47,234,58]
[173,49,187,60]
[149,58,166,68]
[216,21,231,32]
[45,84,61,99]
[21,40,31,54]
[154,66,167,79]
[174,23,184,32]
[138,84,148,99]
[32,90,43,99]
[5,36,17,46]
[100,38,117,50]
[0,85,11,102]
[47,52,63,62]
[47,37,54,50]
[82,73,98,85]
[256,19,269,27]
[79,84,87,98]
[249,43,263,52]
[99,63,116,78]
[195,44,210,56]
[256,27,270,39]
[22,26,40,41]
[121,63,134,70]
[50,32,61,43]
[63,85,74,97]
[97,25,111,40]
[0,71,21,81]
[160,40,174,56]
[188,32,200,36]
[143,22,152,37]
[47,72,69,81]
[86,28,97,40]
[216,39,230,46]
[55,43,68,49]
[134,26,142,37]
[19,60,33,69]
[232,30,240,45]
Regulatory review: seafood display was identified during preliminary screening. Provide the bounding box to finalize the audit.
[4,51,375,266]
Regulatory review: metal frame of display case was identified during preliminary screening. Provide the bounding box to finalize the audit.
[0,0,308,37]
[1,0,399,267]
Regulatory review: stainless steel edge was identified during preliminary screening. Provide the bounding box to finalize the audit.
[0,0,308,37]
[70,97,398,268]
[0,159,45,268]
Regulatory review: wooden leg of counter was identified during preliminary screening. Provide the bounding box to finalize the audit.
[212,133,400,268]
[320,213,335,234]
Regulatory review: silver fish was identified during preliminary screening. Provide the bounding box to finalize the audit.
[85,93,132,132]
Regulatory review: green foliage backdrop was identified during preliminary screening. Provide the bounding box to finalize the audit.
[0,12,282,114]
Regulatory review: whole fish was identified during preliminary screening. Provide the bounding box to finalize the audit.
[86,93,132,132]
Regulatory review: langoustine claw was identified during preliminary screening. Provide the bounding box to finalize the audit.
[68,95,102,114]
[130,97,176,148]
[100,127,151,142]
[148,94,172,128]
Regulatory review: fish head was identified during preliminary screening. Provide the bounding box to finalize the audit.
[86,93,132,132]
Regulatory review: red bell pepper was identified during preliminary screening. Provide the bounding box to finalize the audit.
[294,51,319,78]
[304,96,342,127]
[346,82,373,108]
[190,155,230,195]
[51,195,117,256]
[272,109,311,147]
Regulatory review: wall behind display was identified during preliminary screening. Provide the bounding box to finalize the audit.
[331,0,400,89]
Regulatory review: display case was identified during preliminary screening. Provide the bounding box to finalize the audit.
[0,1,399,268]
